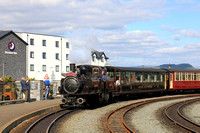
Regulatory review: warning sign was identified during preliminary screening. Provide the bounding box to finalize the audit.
[44,74,49,80]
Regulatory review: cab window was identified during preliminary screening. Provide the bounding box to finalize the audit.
[92,68,99,79]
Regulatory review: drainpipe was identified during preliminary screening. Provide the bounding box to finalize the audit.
[61,38,62,74]
[26,34,29,78]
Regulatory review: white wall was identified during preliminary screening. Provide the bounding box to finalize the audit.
[90,54,109,66]
[16,32,71,81]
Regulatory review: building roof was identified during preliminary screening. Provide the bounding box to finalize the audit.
[0,30,28,45]
[91,51,109,59]
[106,66,167,72]
[0,30,11,39]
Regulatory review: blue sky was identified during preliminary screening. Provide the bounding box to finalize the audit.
[1,0,200,67]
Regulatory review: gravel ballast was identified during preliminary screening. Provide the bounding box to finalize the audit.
[182,101,200,124]
[56,95,200,133]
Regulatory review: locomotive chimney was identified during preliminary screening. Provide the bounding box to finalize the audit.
[70,63,76,73]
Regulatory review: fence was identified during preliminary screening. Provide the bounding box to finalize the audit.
[0,80,61,101]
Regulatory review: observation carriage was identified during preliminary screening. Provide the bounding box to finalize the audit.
[59,64,200,107]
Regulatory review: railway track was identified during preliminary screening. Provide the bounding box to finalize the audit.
[165,98,200,132]
[105,94,200,133]
[25,109,78,133]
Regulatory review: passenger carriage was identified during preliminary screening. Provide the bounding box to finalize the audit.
[106,66,168,97]
[168,69,200,90]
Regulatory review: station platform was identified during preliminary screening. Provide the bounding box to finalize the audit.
[0,98,62,133]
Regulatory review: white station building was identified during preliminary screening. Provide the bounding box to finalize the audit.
[16,32,71,81]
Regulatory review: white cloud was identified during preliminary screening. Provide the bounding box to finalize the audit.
[180,29,200,38]
[171,34,181,40]
[160,25,179,32]
[0,0,165,34]
[1,0,200,67]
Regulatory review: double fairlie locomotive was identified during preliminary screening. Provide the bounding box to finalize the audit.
[59,64,200,107]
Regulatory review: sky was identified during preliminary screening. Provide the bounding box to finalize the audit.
[1,0,200,67]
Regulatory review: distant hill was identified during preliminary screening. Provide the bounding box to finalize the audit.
[159,63,194,69]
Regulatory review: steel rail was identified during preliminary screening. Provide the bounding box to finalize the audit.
[177,98,200,128]
[46,109,79,133]
[164,98,200,132]
[25,108,77,133]
[25,109,64,133]
[106,94,200,133]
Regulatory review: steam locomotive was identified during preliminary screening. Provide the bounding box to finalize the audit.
[59,64,200,107]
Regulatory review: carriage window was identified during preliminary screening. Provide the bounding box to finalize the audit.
[197,73,200,81]
[130,72,135,83]
[157,73,161,82]
[192,73,194,80]
[143,73,148,82]
[175,72,180,81]
[107,71,114,80]
[194,73,197,80]
[188,73,192,81]
[126,72,131,84]
[150,73,155,82]
[135,72,142,82]
[181,72,185,81]
[116,72,121,85]
[121,72,126,84]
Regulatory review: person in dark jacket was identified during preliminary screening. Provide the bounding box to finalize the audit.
[20,77,29,102]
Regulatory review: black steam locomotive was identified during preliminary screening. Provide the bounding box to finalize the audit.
[59,64,113,107]
[59,64,200,107]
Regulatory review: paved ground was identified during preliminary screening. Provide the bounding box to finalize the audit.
[0,98,62,132]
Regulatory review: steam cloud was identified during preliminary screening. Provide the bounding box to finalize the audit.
[68,30,99,65]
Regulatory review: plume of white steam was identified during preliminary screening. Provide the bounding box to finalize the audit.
[69,30,99,65]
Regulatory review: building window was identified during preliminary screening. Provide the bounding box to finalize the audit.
[66,42,69,48]
[30,64,34,71]
[92,55,95,62]
[66,66,69,72]
[30,51,34,58]
[55,41,59,47]
[66,54,69,60]
[56,53,59,60]
[42,65,46,72]
[43,52,46,59]
[42,40,46,46]
[30,38,34,45]
[101,58,104,62]
[56,65,59,72]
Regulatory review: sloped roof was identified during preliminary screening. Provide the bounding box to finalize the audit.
[92,51,109,59]
[0,30,28,45]
[0,30,11,39]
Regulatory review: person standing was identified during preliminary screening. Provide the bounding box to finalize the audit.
[20,77,29,102]
[44,77,50,99]
[101,71,107,92]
